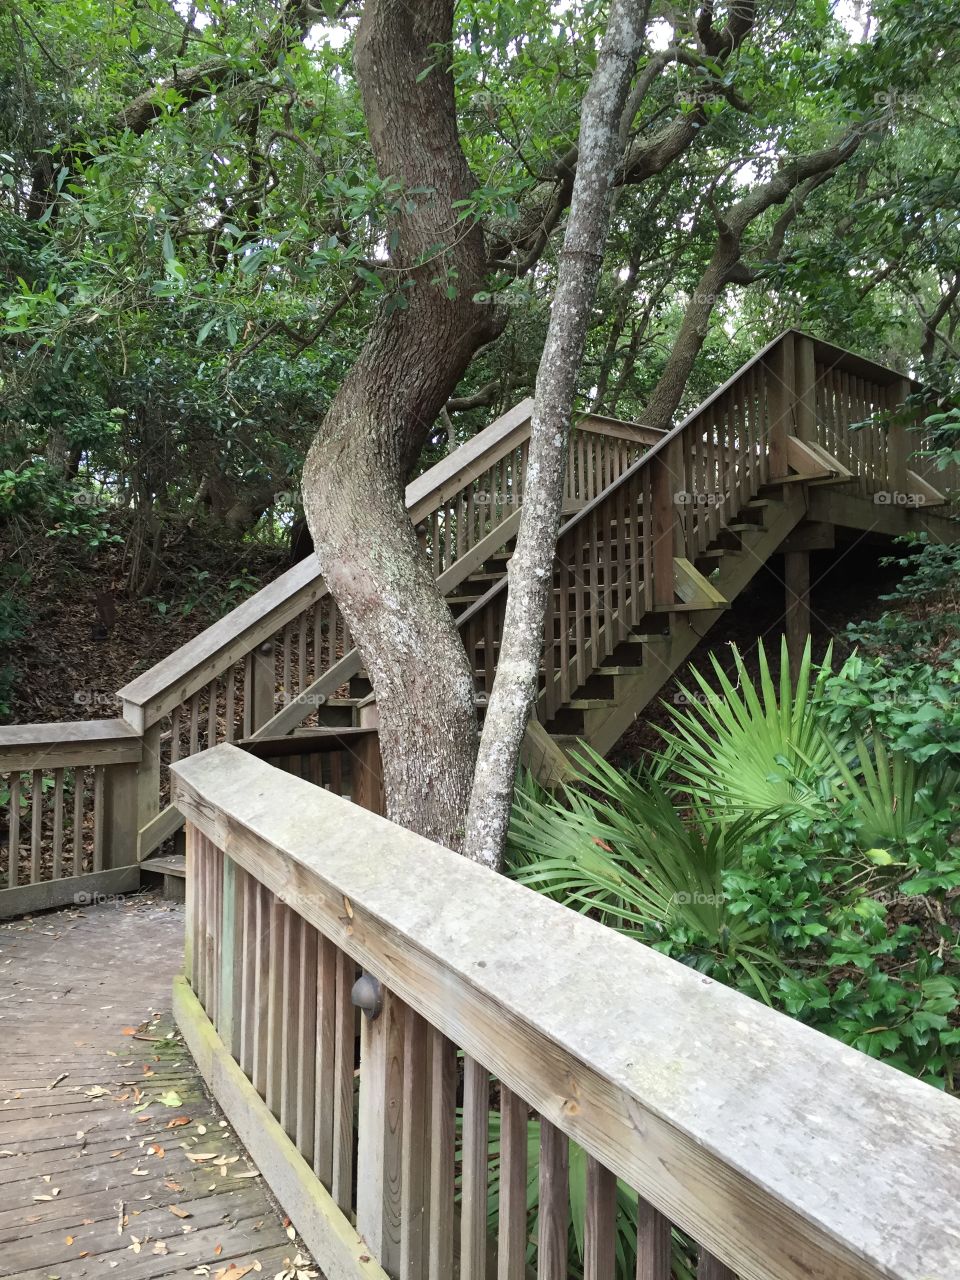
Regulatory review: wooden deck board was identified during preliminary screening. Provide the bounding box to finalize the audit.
[0,894,323,1279]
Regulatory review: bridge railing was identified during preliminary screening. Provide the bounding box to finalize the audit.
[171,743,960,1280]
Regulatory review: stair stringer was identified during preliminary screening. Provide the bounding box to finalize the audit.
[575,485,809,758]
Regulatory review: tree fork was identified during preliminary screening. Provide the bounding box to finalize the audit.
[302,0,503,848]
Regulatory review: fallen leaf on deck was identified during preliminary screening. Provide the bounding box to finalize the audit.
[167,1205,191,1219]
[149,1144,165,1158]
[121,1027,137,1036]
[214,1265,256,1279]
[156,1090,183,1107]
[65,1236,74,1245]
[166,1115,191,1128]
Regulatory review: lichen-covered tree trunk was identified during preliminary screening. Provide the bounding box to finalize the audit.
[463,0,649,869]
[301,0,501,847]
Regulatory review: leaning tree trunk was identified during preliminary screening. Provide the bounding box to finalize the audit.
[302,0,502,847]
[463,0,648,869]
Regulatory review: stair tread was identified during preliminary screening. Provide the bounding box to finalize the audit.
[143,855,186,878]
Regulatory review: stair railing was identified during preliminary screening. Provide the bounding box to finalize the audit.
[458,330,950,724]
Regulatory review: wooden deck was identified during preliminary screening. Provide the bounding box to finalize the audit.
[0,893,321,1279]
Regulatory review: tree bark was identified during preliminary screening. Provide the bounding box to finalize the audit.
[463,0,648,870]
[301,0,502,848]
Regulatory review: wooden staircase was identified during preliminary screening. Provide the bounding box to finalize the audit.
[3,329,958,915]
[196,328,955,785]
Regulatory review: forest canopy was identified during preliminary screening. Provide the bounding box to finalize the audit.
[2,0,958,589]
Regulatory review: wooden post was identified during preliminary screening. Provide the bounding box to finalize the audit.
[794,334,817,444]
[357,986,404,1275]
[651,436,683,607]
[250,640,276,732]
[353,732,384,815]
[784,550,810,674]
[887,376,912,495]
[766,332,796,479]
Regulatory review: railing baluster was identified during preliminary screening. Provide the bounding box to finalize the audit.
[698,1248,738,1280]
[313,933,337,1187]
[280,908,302,1139]
[584,1156,617,1280]
[537,1120,569,1280]
[460,1056,489,1280]
[251,880,271,1099]
[400,1008,429,1279]
[558,556,571,706]
[636,1197,672,1279]
[92,765,104,872]
[265,893,285,1115]
[498,1084,529,1280]
[239,860,257,1075]
[8,773,20,888]
[428,1029,455,1280]
[51,768,64,880]
[30,769,42,884]
[357,986,404,1274]
[331,946,356,1213]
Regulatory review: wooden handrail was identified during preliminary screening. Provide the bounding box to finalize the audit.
[0,718,142,770]
[172,744,960,1280]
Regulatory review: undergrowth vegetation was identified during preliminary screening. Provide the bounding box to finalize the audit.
[509,631,960,1092]
[502,592,959,1276]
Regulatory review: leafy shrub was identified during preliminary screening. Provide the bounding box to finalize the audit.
[507,638,960,1092]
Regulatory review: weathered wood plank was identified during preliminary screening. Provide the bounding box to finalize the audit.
[400,1008,429,1280]
[0,864,140,920]
[0,720,142,772]
[427,1029,456,1280]
[331,946,356,1214]
[584,1157,616,1280]
[537,1119,570,1280]
[460,1056,489,1280]
[636,1198,672,1279]
[497,1085,528,1280]
[357,986,404,1275]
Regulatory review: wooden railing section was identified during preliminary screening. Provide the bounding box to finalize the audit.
[459,330,952,721]
[0,720,143,910]
[171,745,960,1280]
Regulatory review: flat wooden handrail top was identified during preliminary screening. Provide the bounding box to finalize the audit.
[0,718,143,771]
[172,743,960,1280]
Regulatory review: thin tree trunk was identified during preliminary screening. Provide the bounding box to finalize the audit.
[301,0,502,848]
[463,0,648,870]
